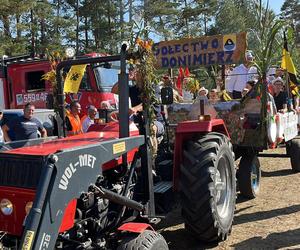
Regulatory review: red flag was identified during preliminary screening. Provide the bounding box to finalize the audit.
[176,76,182,95]
[176,67,184,95]
[184,67,190,77]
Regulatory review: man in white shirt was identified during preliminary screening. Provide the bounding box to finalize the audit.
[225,51,257,99]
[81,105,98,133]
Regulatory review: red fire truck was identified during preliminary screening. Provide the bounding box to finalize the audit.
[0,53,119,112]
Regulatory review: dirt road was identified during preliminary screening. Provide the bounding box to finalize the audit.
[158,147,300,249]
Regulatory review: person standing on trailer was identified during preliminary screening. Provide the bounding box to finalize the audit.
[225,51,257,99]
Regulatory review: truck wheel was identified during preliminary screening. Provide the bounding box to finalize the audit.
[180,132,236,242]
[289,139,300,172]
[117,230,168,250]
[237,154,261,199]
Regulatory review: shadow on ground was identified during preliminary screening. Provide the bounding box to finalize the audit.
[261,168,294,177]
[234,204,300,226]
[232,227,300,249]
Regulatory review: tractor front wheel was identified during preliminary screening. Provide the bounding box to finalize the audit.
[180,132,236,242]
[117,230,168,250]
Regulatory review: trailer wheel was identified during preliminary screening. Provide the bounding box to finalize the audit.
[117,230,168,250]
[180,132,236,242]
[288,139,300,172]
[237,154,261,199]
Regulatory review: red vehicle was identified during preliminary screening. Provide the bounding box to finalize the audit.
[0,53,118,112]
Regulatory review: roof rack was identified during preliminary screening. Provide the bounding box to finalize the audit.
[1,54,46,66]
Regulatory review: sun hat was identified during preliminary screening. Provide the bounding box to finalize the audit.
[199,86,208,95]
[272,77,284,85]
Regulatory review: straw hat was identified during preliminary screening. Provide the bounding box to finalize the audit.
[199,86,208,95]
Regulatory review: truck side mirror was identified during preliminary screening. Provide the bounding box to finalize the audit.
[161,86,173,105]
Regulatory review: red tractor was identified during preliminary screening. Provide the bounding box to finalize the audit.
[0,45,236,249]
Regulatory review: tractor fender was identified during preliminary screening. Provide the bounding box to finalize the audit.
[173,119,230,191]
[118,222,154,233]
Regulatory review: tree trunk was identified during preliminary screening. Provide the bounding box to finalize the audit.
[107,1,112,52]
[184,0,190,36]
[129,0,133,23]
[2,15,11,38]
[56,0,60,36]
[76,0,79,54]
[16,15,21,41]
[143,0,149,38]
[119,0,124,39]
[30,9,35,56]
[40,17,46,52]
[85,16,88,48]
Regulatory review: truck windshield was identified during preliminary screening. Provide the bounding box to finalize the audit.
[93,62,120,91]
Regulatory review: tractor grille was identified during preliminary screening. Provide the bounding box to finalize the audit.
[0,154,45,189]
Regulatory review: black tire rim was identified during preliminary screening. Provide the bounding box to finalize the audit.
[215,154,232,219]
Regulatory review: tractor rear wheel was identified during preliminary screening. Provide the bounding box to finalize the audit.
[237,154,261,199]
[180,132,236,242]
[117,230,168,250]
[288,139,300,172]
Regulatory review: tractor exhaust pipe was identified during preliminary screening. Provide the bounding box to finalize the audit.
[91,185,144,212]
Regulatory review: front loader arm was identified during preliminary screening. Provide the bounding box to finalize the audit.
[20,136,144,250]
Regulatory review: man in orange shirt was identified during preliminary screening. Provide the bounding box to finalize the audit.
[66,101,83,136]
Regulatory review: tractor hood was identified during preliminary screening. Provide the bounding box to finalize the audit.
[1,122,139,156]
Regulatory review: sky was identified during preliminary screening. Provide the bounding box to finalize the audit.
[269,0,285,14]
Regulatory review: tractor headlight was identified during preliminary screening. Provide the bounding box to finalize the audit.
[0,199,13,215]
[25,201,33,215]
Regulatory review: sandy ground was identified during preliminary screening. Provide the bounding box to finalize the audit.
[157,147,300,250]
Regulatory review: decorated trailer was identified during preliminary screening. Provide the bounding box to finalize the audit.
[155,32,300,199]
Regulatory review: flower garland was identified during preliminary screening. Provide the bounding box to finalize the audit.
[42,50,65,114]
[131,38,158,130]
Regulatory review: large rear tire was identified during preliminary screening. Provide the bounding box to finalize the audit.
[117,230,168,250]
[237,154,261,199]
[180,132,236,242]
[288,139,300,172]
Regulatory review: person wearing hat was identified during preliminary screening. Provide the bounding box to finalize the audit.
[198,86,208,97]
[225,51,257,99]
[272,77,288,112]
